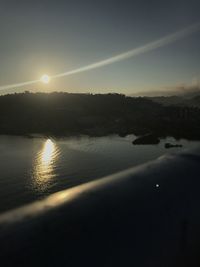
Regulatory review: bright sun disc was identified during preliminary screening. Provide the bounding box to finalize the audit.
[41,74,50,84]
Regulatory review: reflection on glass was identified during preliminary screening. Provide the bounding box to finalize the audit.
[32,139,59,192]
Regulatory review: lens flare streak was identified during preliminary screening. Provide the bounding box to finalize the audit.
[0,22,200,91]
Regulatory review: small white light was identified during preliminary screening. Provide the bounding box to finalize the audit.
[156,184,160,188]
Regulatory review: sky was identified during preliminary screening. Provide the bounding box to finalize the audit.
[0,0,200,95]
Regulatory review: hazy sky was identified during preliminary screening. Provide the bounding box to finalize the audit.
[0,0,200,94]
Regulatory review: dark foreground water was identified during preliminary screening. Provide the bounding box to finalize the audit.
[0,135,199,213]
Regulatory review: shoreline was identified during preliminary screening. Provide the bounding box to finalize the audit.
[1,131,200,143]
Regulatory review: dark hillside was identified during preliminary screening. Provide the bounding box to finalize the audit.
[0,92,200,139]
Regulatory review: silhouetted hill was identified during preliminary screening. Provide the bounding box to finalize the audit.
[0,92,200,140]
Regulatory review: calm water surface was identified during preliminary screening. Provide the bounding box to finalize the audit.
[0,135,199,213]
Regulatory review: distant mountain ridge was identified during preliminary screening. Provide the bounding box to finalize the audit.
[149,95,200,108]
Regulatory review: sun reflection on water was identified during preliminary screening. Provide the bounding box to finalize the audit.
[32,139,60,192]
[41,139,56,165]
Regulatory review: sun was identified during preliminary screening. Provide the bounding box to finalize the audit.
[40,74,50,84]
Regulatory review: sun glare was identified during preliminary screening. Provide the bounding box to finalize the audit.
[32,139,60,192]
[41,74,50,84]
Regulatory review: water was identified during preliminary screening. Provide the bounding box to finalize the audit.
[0,135,199,213]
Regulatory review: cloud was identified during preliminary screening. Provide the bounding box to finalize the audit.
[132,82,200,97]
